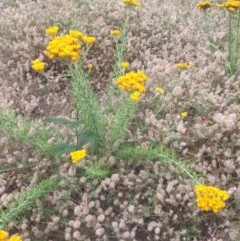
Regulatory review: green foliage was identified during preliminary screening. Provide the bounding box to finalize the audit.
[82,162,110,182]
[0,108,61,156]
[0,178,60,229]
[116,143,200,183]
[108,97,138,147]
[227,12,240,75]
[70,62,107,154]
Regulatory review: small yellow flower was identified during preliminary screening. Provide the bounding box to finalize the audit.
[176,61,194,70]
[218,1,240,10]
[0,230,9,240]
[180,111,188,118]
[123,0,141,7]
[155,87,164,94]
[31,58,45,72]
[87,63,93,70]
[45,26,59,36]
[70,149,87,164]
[195,185,230,213]
[9,235,23,241]
[121,61,129,69]
[197,1,214,9]
[111,29,122,36]
[82,36,96,45]
[130,91,141,101]
[69,30,83,39]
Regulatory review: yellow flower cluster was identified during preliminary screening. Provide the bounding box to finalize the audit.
[155,87,164,94]
[121,61,129,69]
[181,111,188,118]
[116,71,149,101]
[44,34,81,61]
[31,26,96,68]
[197,1,214,9]
[45,26,59,36]
[70,149,87,164]
[122,0,141,7]
[111,29,121,36]
[176,61,194,70]
[31,58,45,72]
[195,185,230,213]
[0,230,22,241]
[218,0,240,11]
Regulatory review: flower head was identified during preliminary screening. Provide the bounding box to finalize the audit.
[197,1,214,9]
[45,26,59,36]
[155,87,164,94]
[180,111,188,118]
[31,58,45,72]
[70,149,87,164]
[123,0,141,6]
[44,34,81,61]
[195,185,230,213]
[82,36,96,45]
[130,91,141,101]
[218,1,240,11]
[87,63,93,70]
[111,29,121,36]
[116,71,148,101]
[0,230,9,240]
[176,61,194,70]
[8,235,23,241]
[69,30,83,39]
[121,61,129,69]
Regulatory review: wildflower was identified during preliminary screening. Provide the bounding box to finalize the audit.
[111,29,121,36]
[0,230,9,240]
[82,36,96,45]
[197,1,214,9]
[45,26,59,36]
[8,235,23,241]
[69,30,83,39]
[195,185,230,213]
[181,111,188,118]
[176,61,194,70]
[121,61,129,68]
[130,91,141,101]
[70,149,87,164]
[123,0,141,7]
[218,1,240,11]
[155,87,164,94]
[44,35,81,61]
[31,58,45,72]
[116,71,148,93]
[87,63,93,70]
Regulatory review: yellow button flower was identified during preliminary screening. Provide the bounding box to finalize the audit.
[70,149,87,164]
[155,87,164,94]
[176,61,194,70]
[45,26,59,36]
[0,230,9,240]
[31,58,45,72]
[69,30,83,39]
[180,111,188,118]
[87,63,93,70]
[111,29,122,36]
[130,91,141,101]
[123,0,141,7]
[195,185,230,213]
[197,1,214,9]
[9,235,23,241]
[121,61,129,69]
[82,36,96,45]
